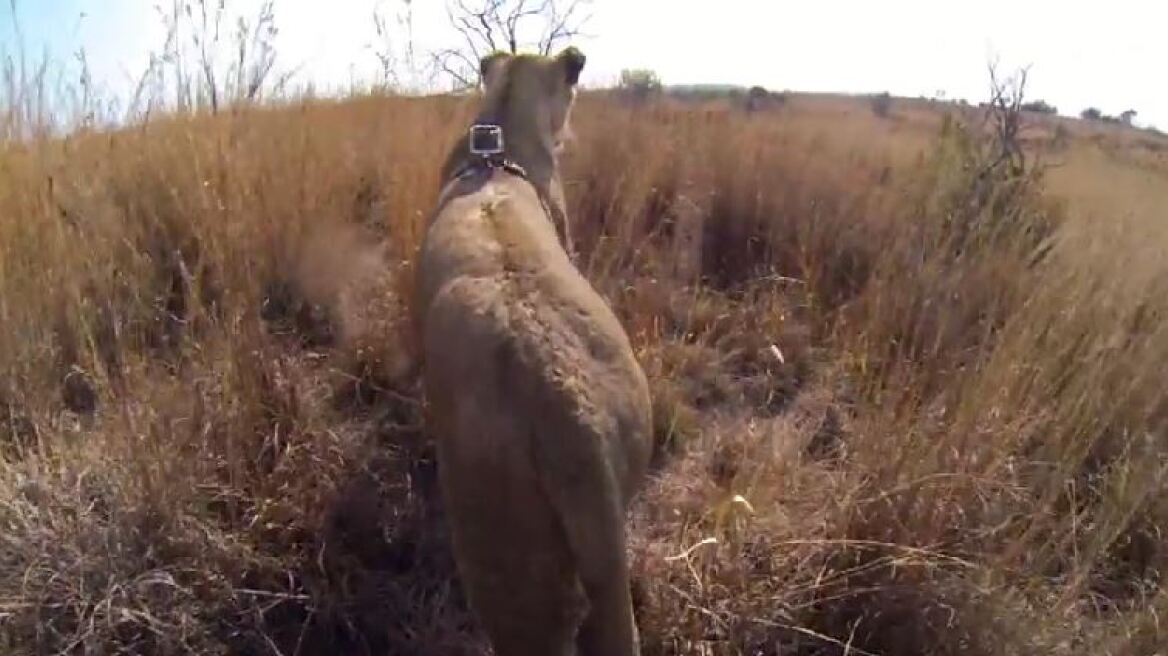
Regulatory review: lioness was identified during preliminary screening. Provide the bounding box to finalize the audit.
[413,47,653,655]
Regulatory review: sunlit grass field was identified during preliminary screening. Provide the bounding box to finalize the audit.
[1,40,1167,654]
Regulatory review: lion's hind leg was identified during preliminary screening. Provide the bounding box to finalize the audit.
[533,421,641,656]
[437,404,585,656]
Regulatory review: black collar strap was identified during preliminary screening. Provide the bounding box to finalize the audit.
[451,156,529,183]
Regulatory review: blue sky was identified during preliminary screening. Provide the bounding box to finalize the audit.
[2,0,1166,128]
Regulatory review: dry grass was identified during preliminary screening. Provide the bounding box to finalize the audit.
[0,77,1166,655]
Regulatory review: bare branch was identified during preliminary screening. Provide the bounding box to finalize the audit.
[504,0,550,53]
[982,61,1031,177]
[538,0,590,55]
[439,0,591,85]
[431,48,478,91]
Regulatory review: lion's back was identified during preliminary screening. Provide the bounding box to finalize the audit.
[422,263,651,502]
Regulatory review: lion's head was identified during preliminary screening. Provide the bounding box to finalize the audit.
[436,47,587,253]
[476,46,586,156]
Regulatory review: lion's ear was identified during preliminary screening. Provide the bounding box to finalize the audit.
[556,46,586,86]
[479,51,511,88]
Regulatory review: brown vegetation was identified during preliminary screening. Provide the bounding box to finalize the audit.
[1,82,1166,654]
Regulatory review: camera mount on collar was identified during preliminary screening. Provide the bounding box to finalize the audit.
[463,123,528,180]
[469,124,504,160]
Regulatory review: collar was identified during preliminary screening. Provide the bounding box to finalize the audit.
[450,156,530,183]
[442,123,575,260]
[451,123,531,183]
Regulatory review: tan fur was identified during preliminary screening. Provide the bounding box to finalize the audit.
[414,48,652,656]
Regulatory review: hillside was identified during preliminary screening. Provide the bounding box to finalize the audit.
[1,90,1166,654]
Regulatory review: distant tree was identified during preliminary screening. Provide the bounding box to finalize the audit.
[1119,109,1138,125]
[618,68,662,103]
[745,85,770,112]
[1021,99,1057,115]
[1052,123,1072,150]
[1080,107,1103,121]
[870,91,893,118]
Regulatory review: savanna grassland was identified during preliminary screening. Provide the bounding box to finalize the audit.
[1,71,1168,655]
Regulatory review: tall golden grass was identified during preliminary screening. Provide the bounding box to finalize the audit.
[0,50,1166,655]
